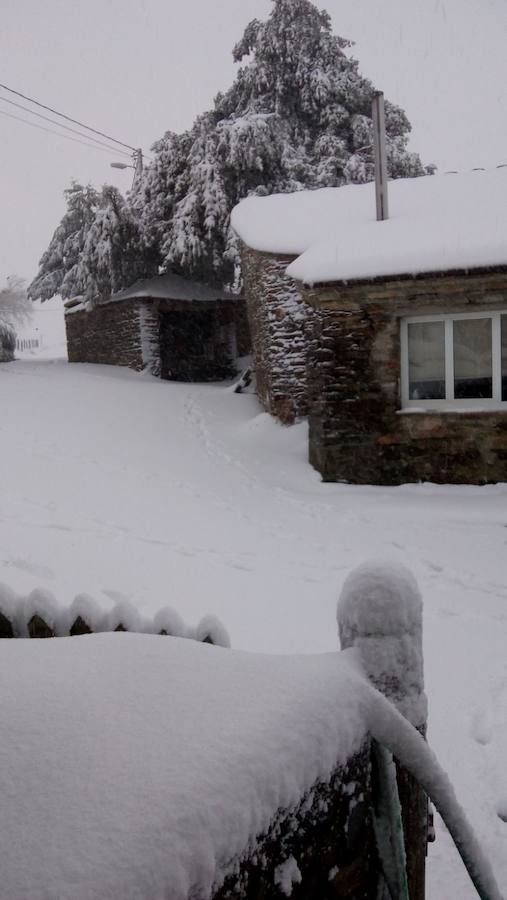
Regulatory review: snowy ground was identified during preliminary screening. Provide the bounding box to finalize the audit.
[1,338,506,895]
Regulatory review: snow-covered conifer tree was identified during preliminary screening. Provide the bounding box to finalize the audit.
[75,185,157,305]
[28,183,99,301]
[0,276,32,327]
[132,0,428,286]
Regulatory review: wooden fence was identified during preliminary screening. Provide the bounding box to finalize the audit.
[0,590,229,647]
[16,338,40,351]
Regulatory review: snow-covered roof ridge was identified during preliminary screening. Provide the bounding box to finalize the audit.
[231,167,507,286]
[109,272,236,304]
[0,581,230,647]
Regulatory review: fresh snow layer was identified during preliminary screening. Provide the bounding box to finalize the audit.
[231,168,507,284]
[0,582,230,645]
[1,352,507,897]
[0,634,368,900]
[338,560,426,728]
[111,272,233,304]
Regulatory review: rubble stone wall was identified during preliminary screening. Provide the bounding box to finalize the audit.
[65,299,145,370]
[241,246,317,423]
[304,271,507,485]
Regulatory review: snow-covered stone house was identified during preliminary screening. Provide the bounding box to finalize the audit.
[232,168,507,485]
[64,273,249,382]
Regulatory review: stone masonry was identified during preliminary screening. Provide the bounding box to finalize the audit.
[66,299,147,370]
[65,295,246,382]
[242,246,317,424]
[304,270,507,485]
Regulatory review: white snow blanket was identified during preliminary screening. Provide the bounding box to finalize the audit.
[231,167,507,285]
[1,357,507,898]
[0,634,368,900]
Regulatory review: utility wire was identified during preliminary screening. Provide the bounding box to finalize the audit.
[0,95,132,157]
[0,81,137,152]
[0,107,133,156]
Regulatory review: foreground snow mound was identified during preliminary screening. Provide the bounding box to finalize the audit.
[0,634,368,900]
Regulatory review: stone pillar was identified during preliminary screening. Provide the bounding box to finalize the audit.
[337,560,428,900]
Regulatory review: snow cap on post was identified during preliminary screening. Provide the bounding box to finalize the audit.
[337,560,426,728]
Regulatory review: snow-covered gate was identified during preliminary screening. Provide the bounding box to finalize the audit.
[0,566,501,900]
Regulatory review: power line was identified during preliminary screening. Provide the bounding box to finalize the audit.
[0,81,137,152]
[0,96,132,157]
[0,107,134,156]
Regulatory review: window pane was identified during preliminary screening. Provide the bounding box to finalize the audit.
[453,318,492,399]
[408,321,445,400]
[502,316,507,402]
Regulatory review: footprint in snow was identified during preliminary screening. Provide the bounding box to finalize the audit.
[4,558,55,579]
[497,797,507,823]
[470,710,494,746]
[102,589,131,603]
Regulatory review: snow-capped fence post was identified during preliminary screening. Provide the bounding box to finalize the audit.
[337,560,428,900]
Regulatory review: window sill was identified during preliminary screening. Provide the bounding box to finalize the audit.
[398,405,507,415]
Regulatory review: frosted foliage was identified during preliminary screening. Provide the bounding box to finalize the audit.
[75,185,157,305]
[129,0,425,288]
[28,183,100,302]
[0,320,15,354]
[0,276,31,328]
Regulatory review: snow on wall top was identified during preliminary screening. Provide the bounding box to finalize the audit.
[231,168,507,285]
[110,273,235,305]
[0,634,368,900]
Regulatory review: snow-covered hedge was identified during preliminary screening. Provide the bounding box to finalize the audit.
[0,582,231,647]
[0,321,16,361]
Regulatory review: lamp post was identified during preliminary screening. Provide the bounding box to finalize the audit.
[110,148,143,185]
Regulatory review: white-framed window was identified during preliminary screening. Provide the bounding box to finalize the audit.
[400,311,507,410]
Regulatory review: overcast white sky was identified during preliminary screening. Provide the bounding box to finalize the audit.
[1,0,506,282]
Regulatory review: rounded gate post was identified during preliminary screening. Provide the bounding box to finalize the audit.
[337,560,428,900]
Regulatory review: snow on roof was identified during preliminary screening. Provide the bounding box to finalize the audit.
[231,168,507,286]
[110,273,234,304]
[0,634,368,900]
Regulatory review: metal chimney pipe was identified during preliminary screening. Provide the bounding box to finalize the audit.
[372,92,389,221]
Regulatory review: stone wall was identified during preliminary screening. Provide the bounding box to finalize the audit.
[304,271,507,485]
[66,297,247,381]
[65,299,145,370]
[242,246,317,424]
[215,743,379,899]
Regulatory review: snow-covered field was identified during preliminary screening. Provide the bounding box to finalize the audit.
[1,336,506,895]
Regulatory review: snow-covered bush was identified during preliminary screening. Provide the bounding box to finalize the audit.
[0,321,16,362]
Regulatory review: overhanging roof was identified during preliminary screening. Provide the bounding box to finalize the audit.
[110,273,236,304]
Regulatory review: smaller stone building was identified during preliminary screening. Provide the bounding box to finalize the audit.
[65,273,248,382]
[232,168,507,485]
